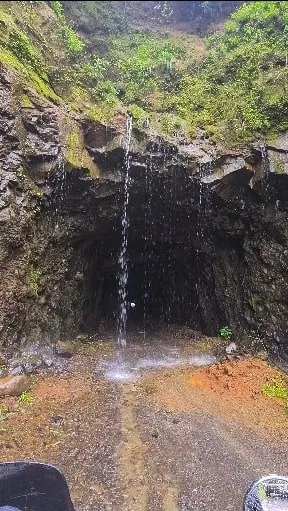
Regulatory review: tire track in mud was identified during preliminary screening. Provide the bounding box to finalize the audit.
[117,381,149,510]
[117,381,181,511]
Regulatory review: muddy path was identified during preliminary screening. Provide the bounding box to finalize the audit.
[0,337,287,510]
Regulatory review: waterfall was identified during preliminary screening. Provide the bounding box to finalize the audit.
[260,143,271,177]
[117,115,133,347]
[54,160,67,230]
[195,160,212,307]
[195,163,204,277]
[142,151,153,338]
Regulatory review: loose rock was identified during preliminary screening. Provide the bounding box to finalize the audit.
[225,342,237,355]
[55,340,76,358]
[9,365,25,376]
[257,350,269,361]
[0,375,31,396]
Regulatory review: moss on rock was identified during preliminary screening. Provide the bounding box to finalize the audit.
[63,124,100,177]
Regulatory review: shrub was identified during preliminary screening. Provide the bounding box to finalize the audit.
[51,1,84,55]
[219,325,232,341]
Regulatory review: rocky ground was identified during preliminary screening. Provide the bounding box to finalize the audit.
[0,334,287,510]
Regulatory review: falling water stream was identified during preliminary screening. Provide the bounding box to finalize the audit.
[55,162,67,230]
[117,115,133,347]
[260,143,271,177]
[195,163,204,303]
[110,137,219,379]
[142,151,153,338]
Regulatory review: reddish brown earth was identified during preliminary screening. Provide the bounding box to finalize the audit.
[0,345,287,510]
[144,357,288,440]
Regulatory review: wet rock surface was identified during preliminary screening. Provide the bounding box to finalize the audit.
[1,63,288,356]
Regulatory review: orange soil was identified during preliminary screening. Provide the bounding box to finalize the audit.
[143,357,288,440]
[0,374,92,462]
[0,355,287,467]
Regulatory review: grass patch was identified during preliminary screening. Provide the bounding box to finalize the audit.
[261,377,288,399]
[261,377,288,413]
[18,391,33,406]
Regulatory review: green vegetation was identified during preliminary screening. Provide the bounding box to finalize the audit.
[261,377,288,399]
[108,33,185,105]
[0,46,60,102]
[64,1,288,141]
[1,1,288,143]
[28,266,41,296]
[169,1,288,141]
[0,404,8,421]
[0,8,46,78]
[219,325,233,341]
[51,1,85,54]
[9,30,45,76]
[261,377,288,412]
[18,390,33,405]
[0,365,6,376]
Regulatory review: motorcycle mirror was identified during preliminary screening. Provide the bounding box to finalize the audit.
[0,462,74,511]
[244,475,288,511]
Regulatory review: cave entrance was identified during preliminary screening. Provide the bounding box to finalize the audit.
[80,235,201,335]
[76,170,214,337]
[124,240,200,331]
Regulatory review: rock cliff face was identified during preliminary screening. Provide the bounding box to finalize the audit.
[1,63,288,357]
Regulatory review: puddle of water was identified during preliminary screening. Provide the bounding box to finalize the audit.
[98,350,217,382]
[188,354,216,366]
[104,363,136,382]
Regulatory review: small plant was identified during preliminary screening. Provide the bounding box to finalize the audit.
[51,1,85,54]
[261,377,288,413]
[261,378,288,400]
[0,365,6,376]
[0,404,8,421]
[8,28,45,77]
[18,391,33,405]
[28,266,41,296]
[219,325,232,341]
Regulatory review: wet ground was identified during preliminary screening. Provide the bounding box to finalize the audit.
[0,332,288,510]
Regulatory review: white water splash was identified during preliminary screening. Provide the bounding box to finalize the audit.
[100,351,217,382]
[117,116,133,347]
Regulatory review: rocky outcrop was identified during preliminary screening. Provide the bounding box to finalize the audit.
[0,63,117,350]
[1,62,288,361]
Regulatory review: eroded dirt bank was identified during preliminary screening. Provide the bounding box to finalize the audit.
[0,337,287,511]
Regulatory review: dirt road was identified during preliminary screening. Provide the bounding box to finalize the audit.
[0,337,287,510]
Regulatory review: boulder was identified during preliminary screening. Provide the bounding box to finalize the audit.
[0,375,31,396]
